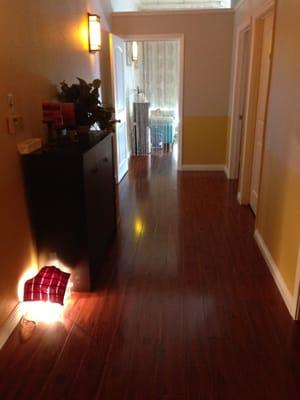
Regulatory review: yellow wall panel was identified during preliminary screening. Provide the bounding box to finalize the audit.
[258,150,300,294]
[182,116,228,165]
[255,0,300,297]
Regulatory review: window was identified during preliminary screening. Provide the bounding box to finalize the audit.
[138,0,231,10]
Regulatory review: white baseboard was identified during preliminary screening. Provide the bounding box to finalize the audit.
[0,303,22,350]
[250,191,258,215]
[180,164,225,172]
[254,229,295,319]
[224,165,230,179]
[292,249,300,319]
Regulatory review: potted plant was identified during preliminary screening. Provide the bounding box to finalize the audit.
[57,78,115,133]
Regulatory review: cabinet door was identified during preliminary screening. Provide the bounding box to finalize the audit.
[94,136,116,241]
[23,155,84,265]
[83,136,116,279]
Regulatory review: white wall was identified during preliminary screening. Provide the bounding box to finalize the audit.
[112,10,234,165]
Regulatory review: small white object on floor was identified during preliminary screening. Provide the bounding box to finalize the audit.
[19,317,37,343]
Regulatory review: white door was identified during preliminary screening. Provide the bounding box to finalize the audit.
[110,34,129,183]
[250,12,274,214]
[237,29,250,177]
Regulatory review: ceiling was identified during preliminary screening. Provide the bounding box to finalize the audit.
[111,0,233,12]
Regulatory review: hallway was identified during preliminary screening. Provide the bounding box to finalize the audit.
[1,153,300,399]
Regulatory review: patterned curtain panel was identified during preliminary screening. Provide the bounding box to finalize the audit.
[135,40,180,112]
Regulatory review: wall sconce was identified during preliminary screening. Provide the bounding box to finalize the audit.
[88,14,101,52]
[132,41,138,62]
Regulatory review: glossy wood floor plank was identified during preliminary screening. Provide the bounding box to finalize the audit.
[1,151,300,399]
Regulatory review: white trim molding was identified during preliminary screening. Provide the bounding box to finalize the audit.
[292,247,300,320]
[253,0,275,19]
[180,164,225,172]
[121,33,184,171]
[112,10,234,17]
[122,33,182,41]
[0,303,22,350]
[224,165,230,179]
[227,21,251,181]
[254,230,295,319]
[234,0,247,11]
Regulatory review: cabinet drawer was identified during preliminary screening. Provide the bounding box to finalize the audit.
[83,135,116,277]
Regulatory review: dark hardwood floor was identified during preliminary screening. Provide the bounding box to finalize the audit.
[1,151,300,399]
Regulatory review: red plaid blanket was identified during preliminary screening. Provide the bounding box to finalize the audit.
[23,266,70,305]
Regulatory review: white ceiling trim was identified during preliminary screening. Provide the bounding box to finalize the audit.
[139,0,231,10]
[112,9,233,16]
[110,0,233,12]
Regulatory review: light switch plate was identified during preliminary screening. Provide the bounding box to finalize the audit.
[7,113,23,135]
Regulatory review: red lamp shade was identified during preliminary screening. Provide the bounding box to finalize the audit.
[23,266,70,306]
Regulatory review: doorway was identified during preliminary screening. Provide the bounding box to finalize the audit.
[249,10,274,214]
[124,39,180,162]
[235,28,251,193]
[110,34,184,181]
[237,29,250,178]
[227,23,251,184]
[228,5,275,212]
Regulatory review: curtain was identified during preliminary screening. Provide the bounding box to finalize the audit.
[135,40,180,114]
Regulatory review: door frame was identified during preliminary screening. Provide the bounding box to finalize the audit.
[227,20,251,185]
[294,248,300,319]
[227,1,275,207]
[120,33,185,170]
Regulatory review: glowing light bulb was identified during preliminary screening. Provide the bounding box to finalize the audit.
[132,41,138,62]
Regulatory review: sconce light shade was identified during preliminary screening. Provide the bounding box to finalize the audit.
[132,41,138,62]
[88,14,101,52]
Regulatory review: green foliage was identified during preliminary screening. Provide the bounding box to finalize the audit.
[58,78,115,130]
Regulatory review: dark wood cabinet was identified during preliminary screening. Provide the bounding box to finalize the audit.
[22,132,116,291]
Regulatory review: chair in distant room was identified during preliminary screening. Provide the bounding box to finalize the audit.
[149,109,175,152]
